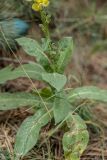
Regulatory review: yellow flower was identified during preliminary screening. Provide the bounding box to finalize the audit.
[32,0,49,11]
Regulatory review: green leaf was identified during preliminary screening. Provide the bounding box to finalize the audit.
[53,93,72,124]
[57,37,73,72]
[42,73,67,91]
[0,66,12,84]
[14,108,52,159]
[0,62,46,84]
[14,62,46,80]
[0,92,41,110]
[16,37,50,66]
[41,38,50,52]
[63,114,89,160]
[40,87,53,98]
[67,86,107,103]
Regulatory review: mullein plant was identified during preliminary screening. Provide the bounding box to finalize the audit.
[0,0,107,160]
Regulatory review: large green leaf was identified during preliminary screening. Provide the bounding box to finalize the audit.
[16,37,50,66]
[14,62,46,80]
[57,37,73,72]
[53,93,72,124]
[63,114,89,160]
[42,73,67,91]
[0,92,41,110]
[14,108,52,159]
[67,86,107,103]
[0,62,46,84]
[0,66,12,84]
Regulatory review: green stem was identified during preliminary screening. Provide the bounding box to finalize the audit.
[40,10,50,40]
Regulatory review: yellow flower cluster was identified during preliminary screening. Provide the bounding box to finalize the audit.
[32,0,49,11]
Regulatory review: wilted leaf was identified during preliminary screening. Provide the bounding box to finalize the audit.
[63,114,89,160]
